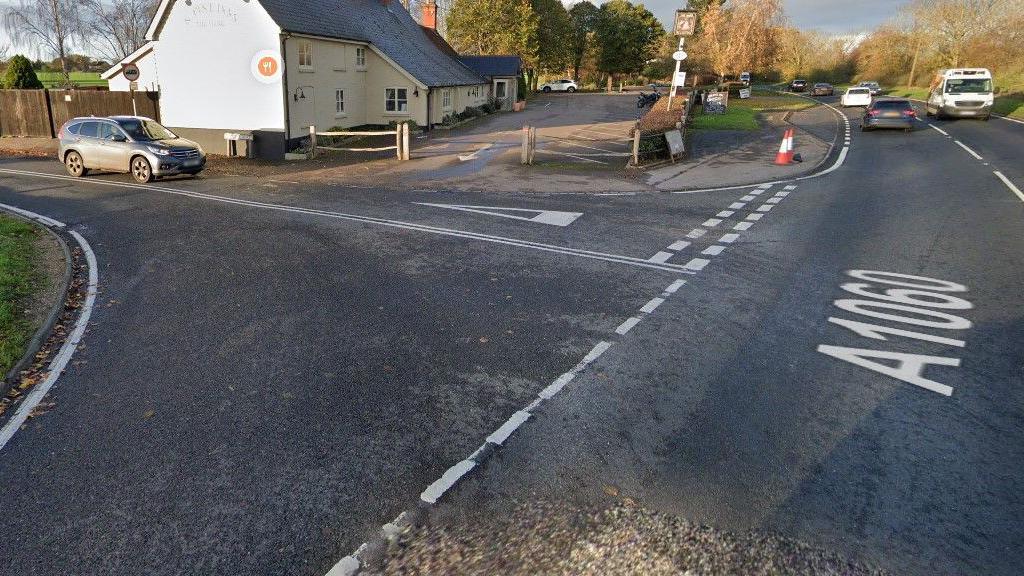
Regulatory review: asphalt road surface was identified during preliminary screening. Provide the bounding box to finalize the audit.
[1,98,1022,576]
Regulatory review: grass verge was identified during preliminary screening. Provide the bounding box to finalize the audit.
[691,104,759,130]
[36,71,108,89]
[0,215,43,376]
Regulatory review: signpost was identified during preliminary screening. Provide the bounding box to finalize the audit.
[123,64,141,116]
[667,8,697,111]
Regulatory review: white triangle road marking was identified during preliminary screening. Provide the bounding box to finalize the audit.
[413,202,583,227]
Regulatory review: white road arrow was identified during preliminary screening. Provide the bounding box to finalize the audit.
[413,203,583,227]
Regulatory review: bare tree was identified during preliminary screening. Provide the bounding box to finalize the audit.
[3,0,85,85]
[82,0,157,64]
[692,0,784,82]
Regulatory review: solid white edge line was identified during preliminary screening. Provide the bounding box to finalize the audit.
[0,168,691,275]
[640,297,665,314]
[995,114,1024,126]
[994,171,1024,203]
[485,411,532,445]
[0,229,98,452]
[420,460,476,504]
[615,316,643,335]
[0,203,66,228]
[954,140,983,160]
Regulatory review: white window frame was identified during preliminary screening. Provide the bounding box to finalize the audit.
[298,40,314,71]
[335,89,345,117]
[355,47,366,70]
[385,87,409,114]
[442,88,452,110]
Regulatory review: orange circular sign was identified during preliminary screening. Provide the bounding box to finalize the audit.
[257,56,278,77]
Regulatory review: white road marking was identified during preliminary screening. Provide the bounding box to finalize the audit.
[649,251,675,263]
[740,195,756,201]
[640,297,665,314]
[615,316,643,335]
[0,203,65,228]
[716,210,735,218]
[0,169,690,274]
[729,202,747,209]
[783,185,797,190]
[485,411,532,445]
[702,245,725,256]
[538,341,612,399]
[817,345,956,396]
[684,258,710,271]
[687,229,707,239]
[667,240,691,251]
[749,189,766,196]
[756,204,774,212]
[953,140,983,160]
[420,460,476,504]
[702,218,723,227]
[766,197,782,204]
[664,279,687,294]
[733,221,753,231]
[718,233,739,243]
[457,143,492,161]
[746,213,765,221]
[757,183,774,190]
[929,124,950,136]
[540,150,609,164]
[414,202,584,227]
[775,191,791,197]
[995,114,1024,126]
[0,228,98,452]
[994,171,1024,203]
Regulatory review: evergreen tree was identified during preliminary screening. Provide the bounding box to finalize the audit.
[2,55,44,89]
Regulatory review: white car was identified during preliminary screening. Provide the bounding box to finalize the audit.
[842,87,872,107]
[539,79,577,93]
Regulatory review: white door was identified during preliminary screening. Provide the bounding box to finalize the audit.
[494,80,510,110]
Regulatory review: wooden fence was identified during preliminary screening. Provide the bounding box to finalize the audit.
[0,89,160,138]
[308,124,411,161]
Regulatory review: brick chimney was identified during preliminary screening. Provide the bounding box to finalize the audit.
[422,0,437,30]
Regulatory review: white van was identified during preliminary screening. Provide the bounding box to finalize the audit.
[925,68,994,120]
[841,87,872,107]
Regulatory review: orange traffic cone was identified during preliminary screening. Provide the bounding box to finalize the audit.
[774,129,792,165]
[786,129,795,163]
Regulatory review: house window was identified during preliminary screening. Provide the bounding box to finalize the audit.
[298,40,313,69]
[356,47,366,68]
[442,88,452,109]
[386,87,408,113]
[335,89,345,115]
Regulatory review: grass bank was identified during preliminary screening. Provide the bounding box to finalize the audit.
[0,215,44,376]
[36,71,107,89]
[693,93,814,131]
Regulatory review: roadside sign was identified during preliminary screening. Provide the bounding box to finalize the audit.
[674,9,697,37]
[122,63,140,82]
[705,91,728,114]
[129,81,139,91]
[250,50,283,84]
[739,87,751,99]
[665,130,685,156]
[674,71,687,87]
[672,50,688,62]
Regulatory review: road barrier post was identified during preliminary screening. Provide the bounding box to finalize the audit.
[529,126,537,164]
[402,123,411,160]
[632,129,641,166]
[309,125,317,158]
[521,125,530,165]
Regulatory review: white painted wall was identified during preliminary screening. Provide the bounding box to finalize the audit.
[154,0,284,130]
[107,48,161,92]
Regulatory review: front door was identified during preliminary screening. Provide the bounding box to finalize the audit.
[494,80,510,111]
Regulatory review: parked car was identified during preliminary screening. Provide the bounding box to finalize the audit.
[739,71,751,85]
[862,98,916,132]
[811,82,835,96]
[925,68,994,120]
[539,79,578,93]
[789,79,808,92]
[58,116,206,183]
[841,87,872,107]
[858,81,883,95]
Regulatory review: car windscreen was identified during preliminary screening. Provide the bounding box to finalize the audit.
[871,100,911,110]
[116,119,177,141]
[945,78,992,93]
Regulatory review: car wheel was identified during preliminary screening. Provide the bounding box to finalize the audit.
[566,86,576,93]
[542,86,551,93]
[64,151,87,177]
[131,156,153,184]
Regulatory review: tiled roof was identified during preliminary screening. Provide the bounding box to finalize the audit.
[258,0,484,87]
[459,56,522,78]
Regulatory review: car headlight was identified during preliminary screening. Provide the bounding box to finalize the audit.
[147,146,170,156]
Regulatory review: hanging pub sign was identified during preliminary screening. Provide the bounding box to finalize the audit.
[674,9,697,37]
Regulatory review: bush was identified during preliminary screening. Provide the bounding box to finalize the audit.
[517,74,528,102]
[2,55,44,89]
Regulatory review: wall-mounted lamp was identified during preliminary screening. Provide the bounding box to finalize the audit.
[413,88,419,97]
[293,87,306,102]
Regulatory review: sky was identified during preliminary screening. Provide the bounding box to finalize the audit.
[642,0,913,35]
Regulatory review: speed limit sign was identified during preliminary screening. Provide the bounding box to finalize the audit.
[122,63,140,82]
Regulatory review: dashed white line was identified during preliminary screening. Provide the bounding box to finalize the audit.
[716,210,735,218]
[733,221,753,231]
[775,191,791,198]
[664,279,687,294]
[929,124,950,136]
[954,140,983,160]
[649,251,675,263]
[702,245,725,256]
[718,233,739,243]
[740,195,756,201]
[729,202,747,209]
[667,240,691,251]
[684,258,710,271]
[994,171,1024,203]
[687,229,707,239]
[765,197,782,204]
[756,204,774,212]
[485,411,532,445]
[640,297,666,314]
[783,185,796,191]
[702,218,723,228]
[615,316,643,335]
[746,213,765,221]
[420,460,476,504]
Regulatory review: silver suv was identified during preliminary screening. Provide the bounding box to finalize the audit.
[58,116,206,183]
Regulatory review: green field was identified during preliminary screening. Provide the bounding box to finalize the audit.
[35,71,108,89]
[0,215,43,377]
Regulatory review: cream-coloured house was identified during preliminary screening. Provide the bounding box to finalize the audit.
[103,0,489,158]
